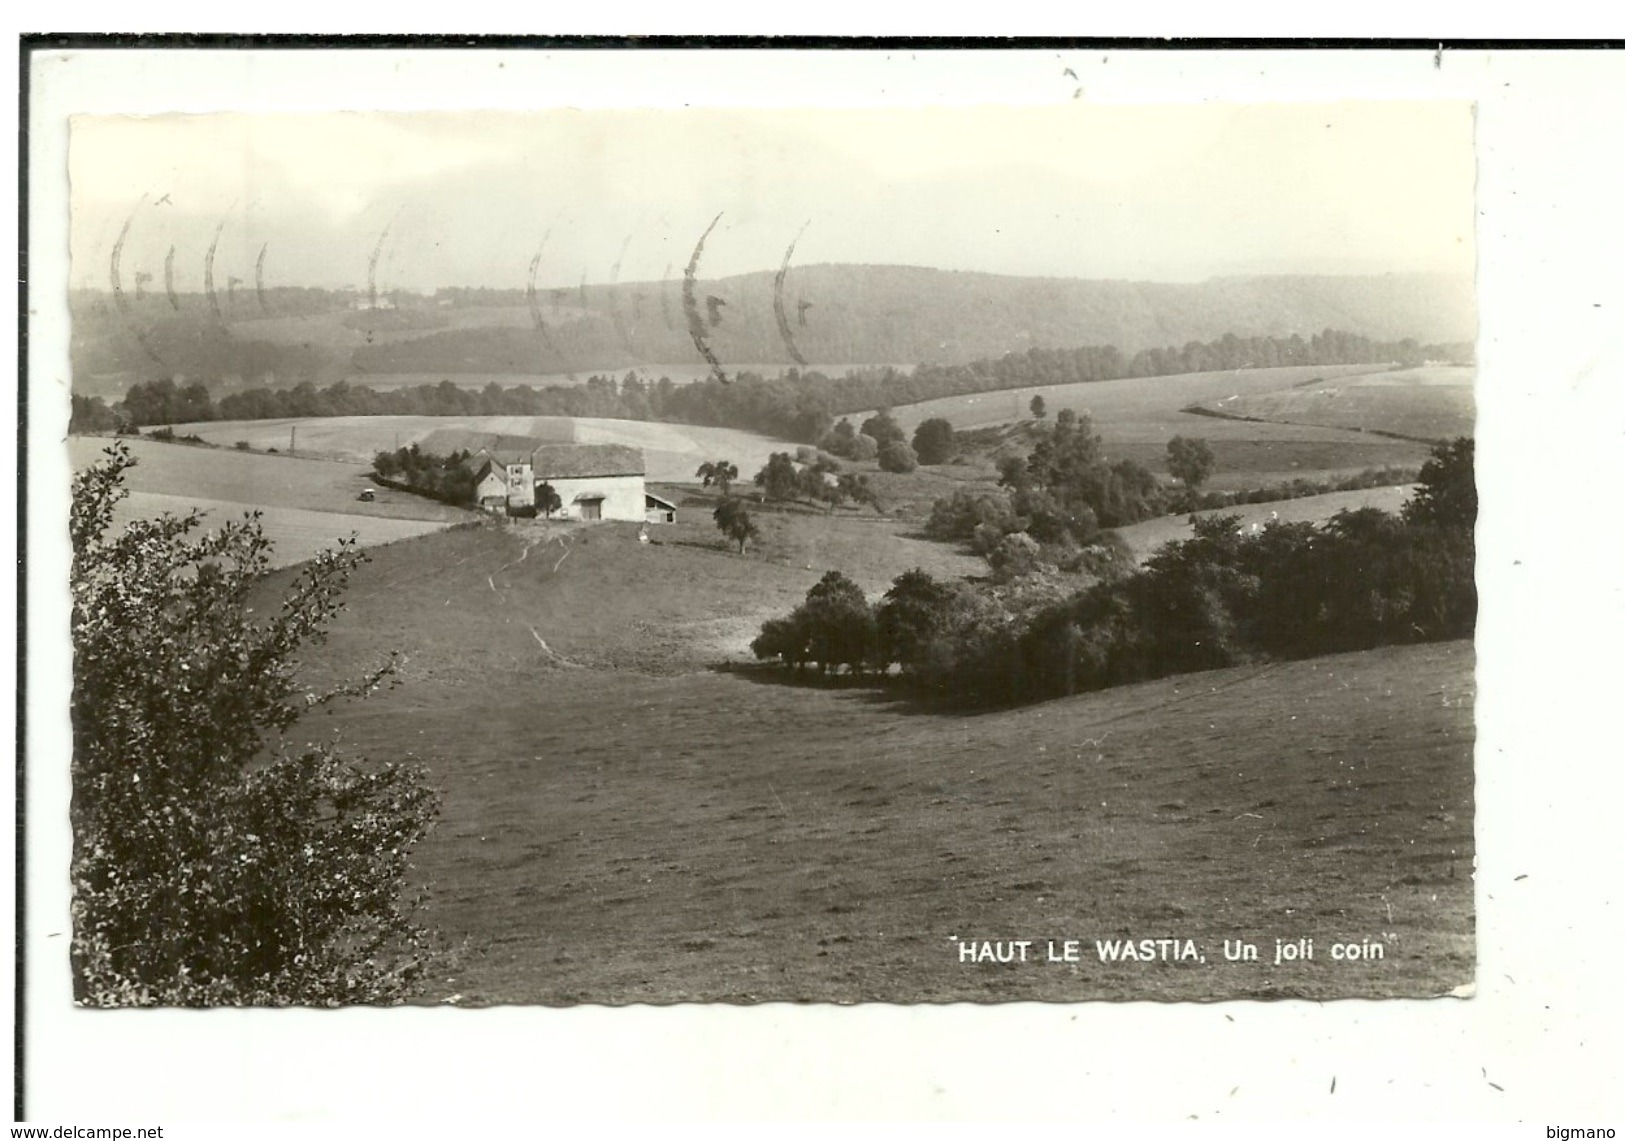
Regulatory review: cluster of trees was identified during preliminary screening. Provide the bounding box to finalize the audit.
[85,326,1464,449]
[925,424,1418,576]
[119,378,218,427]
[964,497,1474,705]
[372,445,477,505]
[830,409,916,473]
[755,438,1477,707]
[929,409,1166,568]
[818,409,962,470]
[1000,409,1167,530]
[753,569,995,678]
[70,444,443,1004]
[815,417,879,462]
[751,452,882,514]
[705,447,884,553]
[69,394,129,434]
[924,484,1139,580]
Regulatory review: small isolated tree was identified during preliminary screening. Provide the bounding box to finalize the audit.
[536,482,563,519]
[754,453,801,502]
[1166,435,1217,492]
[912,418,957,466]
[1030,394,1047,420]
[70,444,443,1007]
[877,439,919,474]
[714,497,759,553]
[837,473,883,514]
[696,459,738,497]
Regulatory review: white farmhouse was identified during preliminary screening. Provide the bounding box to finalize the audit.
[528,444,646,522]
[445,431,652,522]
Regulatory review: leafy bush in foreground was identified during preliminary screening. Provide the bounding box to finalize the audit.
[70,444,444,1006]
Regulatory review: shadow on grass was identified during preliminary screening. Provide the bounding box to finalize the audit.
[712,659,1012,718]
[665,537,736,555]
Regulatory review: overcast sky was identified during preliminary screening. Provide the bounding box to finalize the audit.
[69,101,1476,293]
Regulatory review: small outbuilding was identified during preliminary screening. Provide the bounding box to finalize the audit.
[644,492,679,525]
[469,460,511,514]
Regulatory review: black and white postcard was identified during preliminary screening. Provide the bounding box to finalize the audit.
[20,40,1625,1124]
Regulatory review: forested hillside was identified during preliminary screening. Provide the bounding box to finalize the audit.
[71,266,1475,394]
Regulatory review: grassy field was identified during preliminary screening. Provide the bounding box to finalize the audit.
[109,491,458,570]
[169,415,789,484]
[1112,485,1420,561]
[885,364,1387,432]
[883,364,1435,485]
[286,507,984,686]
[68,435,468,567]
[1189,365,1476,441]
[67,436,465,521]
[83,371,1475,1005]
[260,519,1475,1005]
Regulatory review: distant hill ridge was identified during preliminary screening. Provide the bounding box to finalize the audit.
[71,266,1476,391]
[364,266,1478,375]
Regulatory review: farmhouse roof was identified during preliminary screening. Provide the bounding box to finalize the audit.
[425,433,645,480]
[419,428,560,460]
[530,444,645,479]
[644,492,679,511]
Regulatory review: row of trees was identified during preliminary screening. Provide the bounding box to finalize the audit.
[751,569,955,677]
[86,327,1461,447]
[703,448,885,554]
[755,438,1477,706]
[751,452,883,514]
